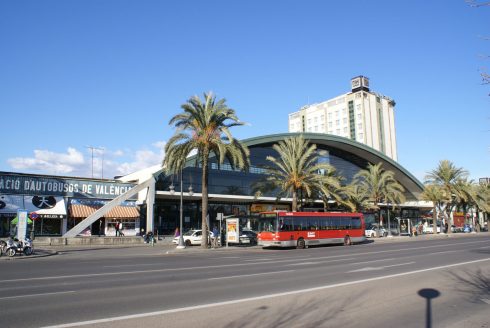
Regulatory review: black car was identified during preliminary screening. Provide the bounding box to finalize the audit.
[238,230,257,245]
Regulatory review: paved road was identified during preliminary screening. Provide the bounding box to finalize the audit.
[1,234,489,328]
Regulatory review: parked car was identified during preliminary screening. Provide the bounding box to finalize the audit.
[423,224,441,234]
[365,226,388,238]
[237,230,257,245]
[172,229,212,246]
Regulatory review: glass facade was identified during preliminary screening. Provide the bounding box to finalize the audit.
[153,141,405,234]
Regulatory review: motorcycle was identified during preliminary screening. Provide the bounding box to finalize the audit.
[0,239,6,256]
[5,237,34,257]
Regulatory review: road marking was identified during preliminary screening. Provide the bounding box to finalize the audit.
[430,250,460,255]
[0,291,75,300]
[104,263,163,268]
[40,258,490,328]
[481,298,490,305]
[207,270,296,280]
[347,262,415,272]
[285,258,357,266]
[244,258,280,262]
[348,258,397,265]
[286,262,319,266]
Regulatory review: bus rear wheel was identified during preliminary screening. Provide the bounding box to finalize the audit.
[344,236,352,246]
[297,238,306,249]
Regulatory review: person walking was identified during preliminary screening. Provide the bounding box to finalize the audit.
[118,221,125,236]
[115,220,120,237]
[174,227,180,238]
[212,225,219,248]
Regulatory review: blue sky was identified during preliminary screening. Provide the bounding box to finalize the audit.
[1,0,488,181]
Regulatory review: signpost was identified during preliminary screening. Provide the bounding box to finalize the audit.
[29,212,38,239]
[17,209,28,240]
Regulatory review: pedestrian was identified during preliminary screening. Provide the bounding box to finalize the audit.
[119,221,124,236]
[174,227,180,237]
[115,220,120,237]
[445,222,448,234]
[212,225,219,248]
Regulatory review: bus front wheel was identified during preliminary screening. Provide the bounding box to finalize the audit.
[297,238,306,249]
[344,236,352,246]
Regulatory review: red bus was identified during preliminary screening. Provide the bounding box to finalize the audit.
[257,211,366,248]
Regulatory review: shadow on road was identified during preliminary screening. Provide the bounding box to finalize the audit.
[447,268,490,303]
[221,290,363,328]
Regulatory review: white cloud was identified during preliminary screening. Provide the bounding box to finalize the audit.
[6,141,166,179]
[8,148,86,175]
[115,142,166,176]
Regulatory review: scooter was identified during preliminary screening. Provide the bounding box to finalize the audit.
[0,240,7,256]
[5,237,33,257]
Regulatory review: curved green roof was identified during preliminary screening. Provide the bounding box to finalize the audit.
[240,133,424,199]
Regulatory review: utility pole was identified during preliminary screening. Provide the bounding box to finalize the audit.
[86,146,104,178]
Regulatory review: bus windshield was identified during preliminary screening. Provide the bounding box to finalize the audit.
[258,213,278,232]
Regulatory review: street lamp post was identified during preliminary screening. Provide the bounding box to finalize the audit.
[177,169,186,249]
[170,169,193,249]
[387,203,393,237]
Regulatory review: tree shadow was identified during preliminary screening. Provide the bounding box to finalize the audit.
[221,290,363,328]
[447,268,490,303]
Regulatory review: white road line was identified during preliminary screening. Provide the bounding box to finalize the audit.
[348,258,397,266]
[430,250,460,255]
[347,262,415,273]
[285,257,357,266]
[244,258,280,262]
[41,258,490,328]
[104,263,163,268]
[207,270,296,280]
[0,291,75,300]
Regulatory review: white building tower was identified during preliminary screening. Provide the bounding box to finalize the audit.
[288,76,398,160]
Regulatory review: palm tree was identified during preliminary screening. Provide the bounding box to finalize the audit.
[164,92,250,248]
[343,183,372,213]
[474,182,490,230]
[353,162,405,236]
[253,135,343,211]
[421,184,445,234]
[425,160,468,234]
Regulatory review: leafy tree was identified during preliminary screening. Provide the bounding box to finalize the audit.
[253,135,343,211]
[353,162,405,236]
[425,160,468,234]
[164,92,250,248]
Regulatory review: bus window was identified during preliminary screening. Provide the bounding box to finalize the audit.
[308,217,319,230]
[352,217,361,229]
[295,217,306,231]
[259,218,277,232]
[279,217,294,231]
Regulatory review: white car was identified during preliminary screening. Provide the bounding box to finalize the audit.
[423,224,441,234]
[365,226,388,238]
[172,230,213,246]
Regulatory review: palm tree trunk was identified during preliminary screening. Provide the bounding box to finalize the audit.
[432,205,437,234]
[201,149,209,249]
[292,189,297,212]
